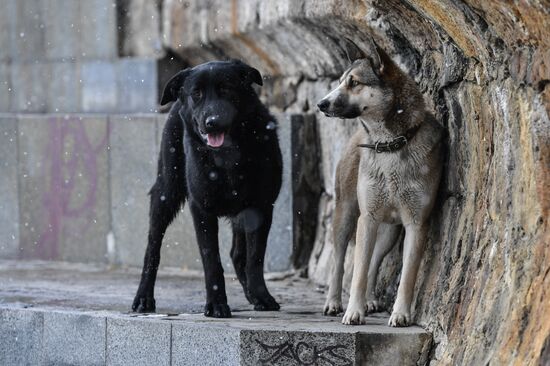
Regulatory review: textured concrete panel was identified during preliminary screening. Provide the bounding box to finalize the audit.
[357,333,432,365]
[265,113,293,272]
[17,115,109,262]
[10,63,47,112]
[110,115,157,267]
[0,0,16,62]
[43,311,106,366]
[0,63,11,111]
[10,0,45,61]
[0,308,44,366]
[80,0,117,59]
[81,61,118,112]
[47,62,81,112]
[172,323,240,366]
[106,317,171,366]
[43,0,80,60]
[117,58,158,113]
[0,116,19,259]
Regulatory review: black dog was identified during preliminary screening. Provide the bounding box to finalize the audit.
[132,60,282,318]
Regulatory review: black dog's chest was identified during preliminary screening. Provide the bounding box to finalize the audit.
[185,147,257,215]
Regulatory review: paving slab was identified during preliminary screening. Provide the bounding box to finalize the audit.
[0,307,44,366]
[0,260,431,365]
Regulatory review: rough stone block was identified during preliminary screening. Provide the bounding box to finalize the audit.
[117,58,158,113]
[17,115,110,262]
[10,0,45,61]
[81,61,117,112]
[43,0,80,60]
[10,63,47,112]
[0,63,11,111]
[0,308,44,366]
[80,0,117,59]
[357,332,432,365]
[172,323,240,366]
[106,317,171,366]
[0,116,19,259]
[43,311,106,365]
[47,62,81,112]
[110,115,158,267]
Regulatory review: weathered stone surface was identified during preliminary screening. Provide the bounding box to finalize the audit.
[0,308,44,366]
[109,115,158,267]
[0,116,19,259]
[43,311,106,365]
[81,61,118,112]
[116,58,158,113]
[106,317,171,366]
[43,0,80,61]
[17,115,109,262]
[0,64,10,111]
[162,1,549,364]
[10,63,47,112]
[10,0,45,62]
[80,0,117,59]
[47,61,81,112]
[118,0,163,57]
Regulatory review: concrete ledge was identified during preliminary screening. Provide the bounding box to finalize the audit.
[0,260,431,365]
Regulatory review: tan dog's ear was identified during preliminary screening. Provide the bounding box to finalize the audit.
[365,37,384,75]
[342,37,367,63]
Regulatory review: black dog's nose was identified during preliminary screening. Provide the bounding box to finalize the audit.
[205,115,220,128]
[317,99,330,112]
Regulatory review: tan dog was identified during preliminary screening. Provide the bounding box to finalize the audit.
[317,39,443,326]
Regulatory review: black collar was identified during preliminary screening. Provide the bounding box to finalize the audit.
[357,121,421,153]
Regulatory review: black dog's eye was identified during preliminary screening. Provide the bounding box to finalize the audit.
[191,89,202,101]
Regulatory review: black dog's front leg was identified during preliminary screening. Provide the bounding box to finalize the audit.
[190,203,231,318]
[243,207,280,311]
[133,181,182,312]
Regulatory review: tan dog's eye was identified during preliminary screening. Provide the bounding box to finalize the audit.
[349,78,359,88]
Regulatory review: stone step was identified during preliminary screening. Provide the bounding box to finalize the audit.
[0,260,431,366]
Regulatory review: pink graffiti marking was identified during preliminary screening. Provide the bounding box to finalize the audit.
[33,116,108,260]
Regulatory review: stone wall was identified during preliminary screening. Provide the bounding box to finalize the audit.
[158,0,549,364]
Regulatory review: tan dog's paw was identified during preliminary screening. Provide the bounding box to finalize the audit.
[388,311,410,327]
[342,306,365,325]
[323,298,343,316]
[365,299,384,314]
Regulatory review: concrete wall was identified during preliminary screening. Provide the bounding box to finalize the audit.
[0,113,295,272]
[0,0,157,113]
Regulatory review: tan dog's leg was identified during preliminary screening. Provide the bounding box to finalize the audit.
[389,223,427,327]
[323,201,358,315]
[365,224,401,313]
[342,215,378,325]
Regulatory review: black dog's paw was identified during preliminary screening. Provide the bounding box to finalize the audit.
[251,294,280,311]
[132,296,156,313]
[204,303,232,318]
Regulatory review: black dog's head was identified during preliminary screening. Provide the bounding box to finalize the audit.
[160,60,263,148]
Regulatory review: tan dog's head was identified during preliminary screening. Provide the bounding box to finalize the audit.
[317,39,396,121]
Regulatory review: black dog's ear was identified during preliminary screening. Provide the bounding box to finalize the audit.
[231,59,263,86]
[342,37,367,63]
[160,68,191,105]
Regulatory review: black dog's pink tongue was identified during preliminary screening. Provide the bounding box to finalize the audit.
[206,132,225,147]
